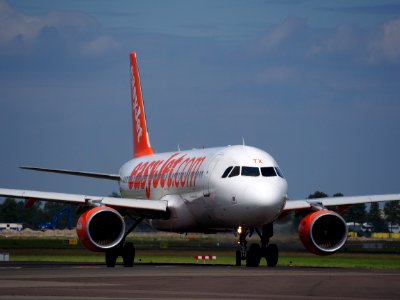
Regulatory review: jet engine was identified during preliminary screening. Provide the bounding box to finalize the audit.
[298,209,348,255]
[76,206,125,252]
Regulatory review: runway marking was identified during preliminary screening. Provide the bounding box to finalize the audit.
[0,280,118,288]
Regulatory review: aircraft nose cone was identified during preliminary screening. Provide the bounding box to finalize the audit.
[245,184,283,208]
[243,181,287,224]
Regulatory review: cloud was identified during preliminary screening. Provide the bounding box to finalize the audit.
[258,16,307,52]
[256,16,400,65]
[81,36,120,56]
[368,19,400,64]
[309,24,363,57]
[0,0,118,57]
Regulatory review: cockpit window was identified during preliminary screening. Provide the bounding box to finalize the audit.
[275,167,284,178]
[221,166,233,178]
[261,167,276,177]
[222,166,283,179]
[228,166,240,177]
[241,166,260,177]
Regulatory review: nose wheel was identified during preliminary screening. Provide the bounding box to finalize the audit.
[235,226,248,266]
[235,223,278,267]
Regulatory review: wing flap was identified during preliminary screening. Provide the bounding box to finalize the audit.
[0,188,167,218]
[284,193,400,211]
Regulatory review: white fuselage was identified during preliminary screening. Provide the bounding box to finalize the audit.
[119,145,288,232]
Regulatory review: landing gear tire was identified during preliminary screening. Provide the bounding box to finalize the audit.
[122,242,135,267]
[265,244,278,267]
[246,243,261,267]
[105,249,118,268]
[235,250,241,266]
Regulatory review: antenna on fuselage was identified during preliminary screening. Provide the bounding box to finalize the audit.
[242,137,246,147]
[177,144,181,152]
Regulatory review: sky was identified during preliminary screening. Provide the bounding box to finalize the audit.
[0,0,399,200]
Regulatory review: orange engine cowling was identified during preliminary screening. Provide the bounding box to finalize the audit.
[76,206,125,252]
[298,209,348,255]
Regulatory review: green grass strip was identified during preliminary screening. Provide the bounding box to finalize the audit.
[8,253,400,269]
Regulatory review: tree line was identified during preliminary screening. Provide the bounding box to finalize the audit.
[0,193,152,231]
[0,198,78,229]
[0,191,399,231]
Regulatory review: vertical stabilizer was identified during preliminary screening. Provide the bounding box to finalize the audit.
[130,52,154,158]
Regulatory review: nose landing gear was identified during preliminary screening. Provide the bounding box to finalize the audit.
[235,223,278,267]
[235,226,248,266]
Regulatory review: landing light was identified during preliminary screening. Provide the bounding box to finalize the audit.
[237,226,242,235]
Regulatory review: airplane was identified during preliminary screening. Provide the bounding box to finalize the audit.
[1,52,399,267]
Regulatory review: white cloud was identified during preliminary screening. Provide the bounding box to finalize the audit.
[310,25,361,56]
[368,18,400,64]
[0,0,40,47]
[81,36,120,56]
[0,0,117,56]
[307,18,400,65]
[259,16,306,52]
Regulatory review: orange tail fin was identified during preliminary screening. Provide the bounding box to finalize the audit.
[130,52,154,158]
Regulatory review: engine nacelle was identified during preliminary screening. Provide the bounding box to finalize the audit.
[298,209,348,255]
[76,206,125,252]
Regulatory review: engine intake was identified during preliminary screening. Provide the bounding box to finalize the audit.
[76,206,125,252]
[298,210,348,255]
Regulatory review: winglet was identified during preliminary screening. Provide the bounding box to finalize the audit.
[130,52,154,158]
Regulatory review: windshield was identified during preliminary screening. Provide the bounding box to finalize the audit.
[241,166,260,177]
[228,166,240,177]
[221,165,284,179]
[261,167,276,177]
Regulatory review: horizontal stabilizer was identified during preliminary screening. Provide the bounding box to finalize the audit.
[20,166,120,181]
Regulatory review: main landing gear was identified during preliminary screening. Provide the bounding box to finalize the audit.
[105,216,144,268]
[235,223,278,267]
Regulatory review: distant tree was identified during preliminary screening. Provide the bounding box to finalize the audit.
[384,201,400,232]
[333,192,343,197]
[19,201,45,229]
[367,202,387,232]
[0,197,81,230]
[342,203,366,224]
[0,198,19,223]
[308,191,328,199]
[0,198,45,228]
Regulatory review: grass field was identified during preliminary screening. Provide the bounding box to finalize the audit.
[8,253,400,269]
[4,249,400,269]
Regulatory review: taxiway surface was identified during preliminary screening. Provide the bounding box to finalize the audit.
[0,263,399,299]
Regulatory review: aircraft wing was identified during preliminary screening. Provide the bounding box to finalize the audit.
[0,188,167,218]
[284,193,400,211]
